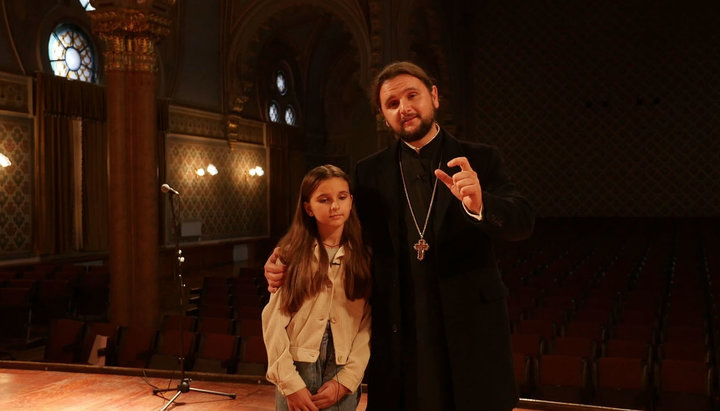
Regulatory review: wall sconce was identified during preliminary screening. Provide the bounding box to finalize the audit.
[196,163,218,176]
[0,153,11,168]
[249,166,264,176]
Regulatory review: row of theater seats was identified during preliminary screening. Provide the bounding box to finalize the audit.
[42,316,268,375]
[513,343,713,410]
[515,353,712,410]
[0,261,268,343]
[37,265,272,375]
[0,264,109,340]
[186,270,270,321]
[499,218,720,410]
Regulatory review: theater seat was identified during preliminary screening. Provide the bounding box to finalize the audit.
[551,336,596,359]
[0,287,33,340]
[658,341,711,363]
[192,333,239,374]
[593,356,650,410]
[116,326,156,368]
[533,354,590,404]
[148,329,197,371]
[44,318,85,363]
[603,339,652,364]
[654,359,714,411]
[511,333,544,357]
[235,335,267,375]
[197,316,235,335]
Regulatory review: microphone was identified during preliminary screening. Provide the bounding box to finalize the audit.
[161,183,180,196]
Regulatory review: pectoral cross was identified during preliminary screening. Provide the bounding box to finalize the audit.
[413,238,430,261]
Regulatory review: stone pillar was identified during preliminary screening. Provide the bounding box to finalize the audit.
[90,2,174,328]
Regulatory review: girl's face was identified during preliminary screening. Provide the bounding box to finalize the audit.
[303,177,353,233]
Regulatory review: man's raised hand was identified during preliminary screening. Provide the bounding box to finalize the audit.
[434,156,483,215]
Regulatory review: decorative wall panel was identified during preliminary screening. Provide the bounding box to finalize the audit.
[0,74,31,113]
[168,105,226,138]
[165,134,268,244]
[0,117,33,258]
[468,2,720,217]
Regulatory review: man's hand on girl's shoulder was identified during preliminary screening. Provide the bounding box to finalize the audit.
[264,247,287,293]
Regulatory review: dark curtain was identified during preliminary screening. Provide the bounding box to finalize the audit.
[82,119,108,251]
[35,73,107,254]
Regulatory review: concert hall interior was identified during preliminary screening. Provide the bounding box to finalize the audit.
[0,1,718,410]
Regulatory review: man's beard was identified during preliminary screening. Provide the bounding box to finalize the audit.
[395,114,435,143]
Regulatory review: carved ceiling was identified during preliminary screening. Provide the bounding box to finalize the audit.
[223,1,371,120]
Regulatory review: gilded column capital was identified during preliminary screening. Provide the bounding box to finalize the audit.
[89,7,173,72]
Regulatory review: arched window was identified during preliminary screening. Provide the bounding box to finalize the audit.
[48,24,97,83]
[268,100,280,123]
[276,71,287,96]
[284,105,295,126]
[79,0,95,11]
[267,67,299,126]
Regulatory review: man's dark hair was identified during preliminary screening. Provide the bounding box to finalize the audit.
[370,61,436,111]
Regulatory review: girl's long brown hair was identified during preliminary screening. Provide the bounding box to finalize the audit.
[276,164,371,314]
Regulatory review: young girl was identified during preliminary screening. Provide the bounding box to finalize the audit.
[262,164,372,411]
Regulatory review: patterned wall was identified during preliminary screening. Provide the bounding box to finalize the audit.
[165,134,269,244]
[0,73,32,259]
[0,116,33,258]
[0,77,29,113]
[468,2,720,217]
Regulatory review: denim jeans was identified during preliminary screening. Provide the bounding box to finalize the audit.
[275,322,360,410]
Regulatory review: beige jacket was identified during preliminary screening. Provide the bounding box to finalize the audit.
[261,244,371,396]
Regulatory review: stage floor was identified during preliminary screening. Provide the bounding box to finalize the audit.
[0,367,319,410]
[0,369,316,411]
[0,366,568,410]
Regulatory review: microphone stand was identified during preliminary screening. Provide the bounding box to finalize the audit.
[153,187,236,410]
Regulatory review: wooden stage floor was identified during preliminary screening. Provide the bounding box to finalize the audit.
[0,367,338,410]
[0,365,626,411]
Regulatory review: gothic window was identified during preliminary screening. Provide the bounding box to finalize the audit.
[276,71,287,96]
[284,105,296,126]
[79,0,95,11]
[267,67,299,126]
[268,100,280,123]
[48,24,96,83]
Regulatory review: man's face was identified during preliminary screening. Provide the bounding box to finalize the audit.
[378,74,440,144]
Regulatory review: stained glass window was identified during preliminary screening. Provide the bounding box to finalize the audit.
[79,0,95,11]
[48,25,96,83]
[269,101,280,123]
[267,65,299,126]
[276,71,287,96]
[284,105,295,126]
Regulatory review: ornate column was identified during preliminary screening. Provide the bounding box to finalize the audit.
[89,1,174,328]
